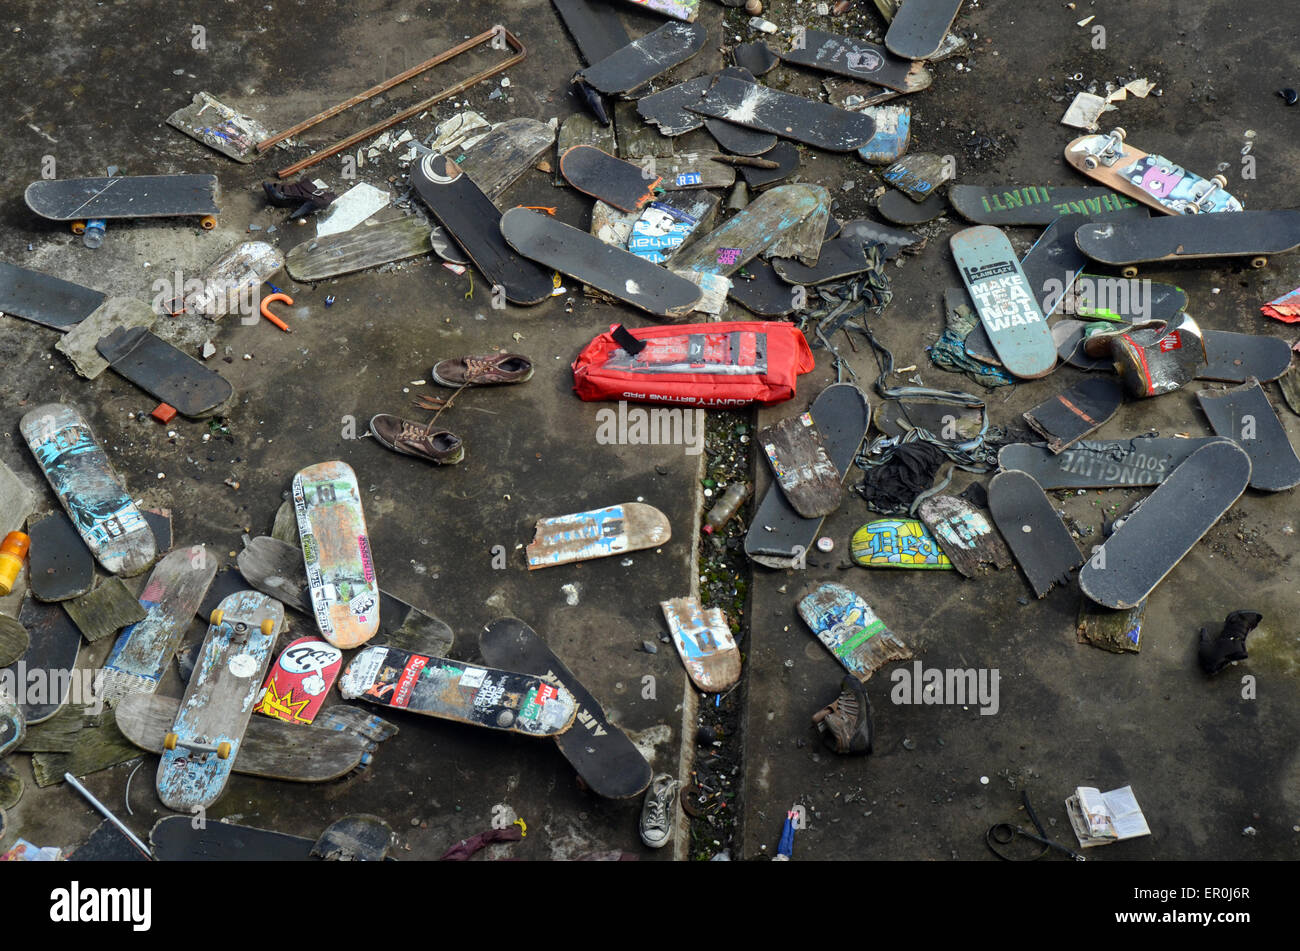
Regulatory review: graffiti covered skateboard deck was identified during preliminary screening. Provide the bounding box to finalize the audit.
[948,184,1140,226]
[525,502,670,569]
[778,30,931,92]
[341,645,577,736]
[850,518,952,569]
[1064,129,1243,215]
[797,582,912,681]
[293,461,379,650]
[660,597,742,693]
[915,495,1012,577]
[674,183,829,277]
[757,411,842,518]
[20,403,157,578]
[254,636,343,725]
[479,617,652,799]
[987,470,1083,598]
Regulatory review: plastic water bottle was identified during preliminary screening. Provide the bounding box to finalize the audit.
[702,482,751,535]
[0,531,29,596]
[82,219,106,249]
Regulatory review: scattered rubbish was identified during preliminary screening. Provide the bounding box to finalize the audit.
[1198,610,1261,675]
[1076,597,1144,653]
[316,182,391,237]
[183,241,285,320]
[1280,88,1299,106]
[1260,286,1300,323]
[167,91,275,162]
[1065,785,1150,848]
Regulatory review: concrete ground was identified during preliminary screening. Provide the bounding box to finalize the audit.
[0,0,1296,866]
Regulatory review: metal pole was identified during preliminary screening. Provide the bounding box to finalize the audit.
[65,773,154,860]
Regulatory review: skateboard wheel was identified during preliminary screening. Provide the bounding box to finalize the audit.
[164,733,178,751]
[1121,266,1139,279]
[1113,127,1127,140]
[1210,174,1227,188]
[71,221,86,235]
[217,741,232,760]
[210,608,223,626]
[260,618,275,636]
[1250,256,1268,270]
[1083,156,1099,170]
[200,215,217,230]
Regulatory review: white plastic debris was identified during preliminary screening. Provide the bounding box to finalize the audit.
[1061,92,1113,130]
[316,182,390,237]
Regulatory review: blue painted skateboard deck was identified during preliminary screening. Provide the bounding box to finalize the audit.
[797,582,912,681]
[850,518,952,569]
[525,502,670,569]
[1064,130,1243,215]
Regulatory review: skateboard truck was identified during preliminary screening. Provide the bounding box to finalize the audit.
[1190,174,1228,213]
[162,733,233,759]
[1083,127,1126,169]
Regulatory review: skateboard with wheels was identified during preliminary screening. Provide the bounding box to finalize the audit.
[340,644,578,736]
[1022,377,1125,453]
[579,20,707,96]
[997,437,1224,490]
[100,545,218,705]
[797,582,912,680]
[156,590,284,811]
[560,146,660,213]
[25,174,219,234]
[254,636,343,725]
[479,617,653,799]
[500,207,701,317]
[96,326,233,418]
[1064,129,1243,215]
[117,693,369,783]
[949,226,1055,379]
[0,261,106,331]
[1078,441,1252,609]
[757,411,842,518]
[885,0,964,60]
[411,155,554,306]
[26,512,94,602]
[1074,211,1300,277]
[850,518,952,569]
[293,461,380,650]
[1019,209,1148,317]
[948,184,1141,226]
[745,383,870,569]
[285,216,433,282]
[778,30,931,92]
[20,403,157,578]
[1197,380,1300,491]
[660,597,742,692]
[915,495,1012,577]
[687,72,876,152]
[525,502,671,569]
[673,183,829,277]
[9,599,82,724]
[150,813,391,862]
[987,470,1084,598]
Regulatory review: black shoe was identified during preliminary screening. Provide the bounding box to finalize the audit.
[262,180,338,219]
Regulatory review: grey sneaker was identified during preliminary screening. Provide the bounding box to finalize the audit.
[639,773,679,848]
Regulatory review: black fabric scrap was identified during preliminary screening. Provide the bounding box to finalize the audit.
[856,442,948,515]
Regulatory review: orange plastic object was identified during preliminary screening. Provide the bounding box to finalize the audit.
[151,403,178,423]
[260,293,293,332]
[0,531,30,596]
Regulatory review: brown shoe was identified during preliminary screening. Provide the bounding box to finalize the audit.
[369,415,464,464]
[431,353,533,387]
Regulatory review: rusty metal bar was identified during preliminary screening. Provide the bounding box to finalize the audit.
[261,28,526,179]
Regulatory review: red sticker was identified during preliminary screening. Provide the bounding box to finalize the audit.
[1158,331,1182,352]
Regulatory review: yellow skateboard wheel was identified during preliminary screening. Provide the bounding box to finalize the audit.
[260,618,275,636]
[200,215,217,230]
[1121,266,1139,279]
[164,733,178,751]
[210,609,223,626]
[71,221,86,235]
[217,742,232,760]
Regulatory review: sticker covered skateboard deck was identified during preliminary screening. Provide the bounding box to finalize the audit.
[797,582,912,681]
[20,403,157,578]
[916,495,1012,577]
[1197,380,1300,491]
[26,512,94,603]
[293,461,379,649]
[660,597,741,693]
[156,590,284,811]
[948,184,1141,226]
[479,617,652,799]
[1078,441,1252,609]
[96,326,233,419]
[525,502,670,569]
[687,73,876,152]
[254,636,343,725]
[1064,130,1243,215]
[988,470,1084,598]
[998,437,1224,490]
[850,518,952,569]
[341,645,577,736]
[758,412,842,518]
[0,261,105,331]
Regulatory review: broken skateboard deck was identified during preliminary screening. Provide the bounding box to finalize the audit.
[9,599,82,724]
[20,403,157,578]
[758,411,842,518]
[457,117,555,199]
[411,155,555,305]
[949,225,1056,379]
[660,597,742,693]
[1022,377,1125,453]
[0,693,22,759]
[797,582,912,680]
[285,216,432,282]
[96,326,233,419]
[998,437,1225,490]
[552,0,632,65]
[525,502,670,569]
[673,183,829,277]
[1064,129,1243,215]
[857,104,913,165]
[479,617,652,799]
[1074,211,1300,275]
[26,512,94,602]
[101,545,218,705]
[293,460,380,650]
[1018,210,1149,317]
[773,237,874,286]
[341,645,578,736]
[649,151,735,191]
[688,73,876,152]
[739,142,800,190]
[1199,331,1292,384]
[1197,380,1300,491]
[779,30,931,92]
[0,261,105,331]
[877,189,945,225]
[25,174,221,229]
[885,0,963,59]
[579,20,707,95]
[1058,276,1187,324]
[916,495,1012,577]
[837,217,924,259]
[634,75,714,136]
[500,207,701,317]
[850,518,952,569]
[1076,597,1144,654]
[882,152,952,203]
[987,470,1084,598]
[117,692,368,783]
[872,397,985,444]
[727,259,802,316]
[561,145,660,212]
[253,636,343,725]
[745,383,870,568]
[948,184,1141,226]
[156,590,284,811]
[1078,440,1252,609]
[149,814,384,862]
